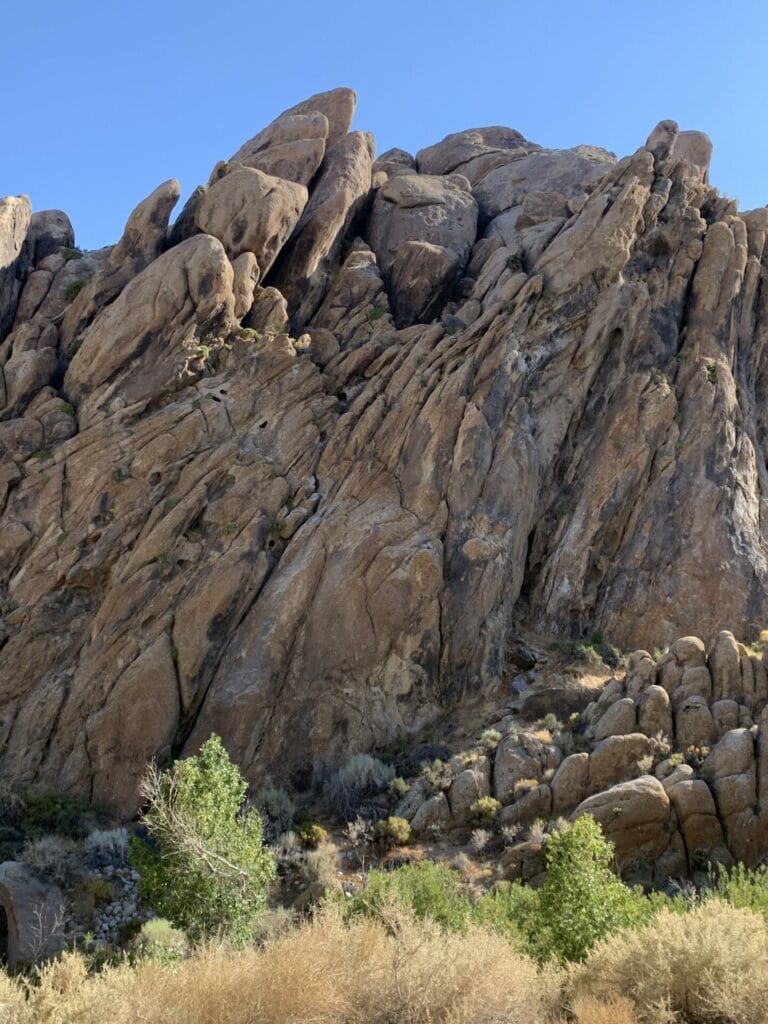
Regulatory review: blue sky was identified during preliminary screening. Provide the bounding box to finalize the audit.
[5,1,767,249]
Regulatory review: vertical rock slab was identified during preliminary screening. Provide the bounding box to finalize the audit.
[0,196,32,341]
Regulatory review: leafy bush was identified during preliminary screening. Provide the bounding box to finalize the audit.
[20,788,99,839]
[535,816,651,962]
[708,862,768,921]
[323,754,394,821]
[344,860,471,932]
[85,877,114,904]
[373,816,411,848]
[129,734,276,942]
[469,796,501,826]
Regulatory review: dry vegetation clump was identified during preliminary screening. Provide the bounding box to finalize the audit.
[0,906,558,1024]
[567,901,768,1024]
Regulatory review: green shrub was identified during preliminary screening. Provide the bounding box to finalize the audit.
[65,279,87,301]
[344,860,471,932]
[323,754,395,822]
[132,918,188,963]
[469,797,501,826]
[472,881,541,950]
[387,776,410,801]
[708,863,768,921]
[85,877,114,904]
[60,246,83,262]
[293,819,328,849]
[373,816,411,848]
[129,734,276,943]
[535,816,652,962]
[19,788,97,839]
[251,785,295,842]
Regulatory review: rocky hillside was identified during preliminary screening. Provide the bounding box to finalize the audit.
[2,86,768,816]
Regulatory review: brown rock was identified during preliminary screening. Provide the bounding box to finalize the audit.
[194,167,307,274]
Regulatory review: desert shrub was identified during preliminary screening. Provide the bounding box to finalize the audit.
[571,995,638,1024]
[469,828,492,854]
[469,796,502,826]
[129,734,276,942]
[21,834,84,887]
[250,905,297,946]
[19,788,99,839]
[708,861,768,921]
[0,906,558,1024]
[535,815,651,962]
[343,860,471,932]
[85,877,114,904]
[569,902,768,1024]
[373,815,411,848]
[479,728,502,751]
[387,775,410,801]
[472,881,541,950]
[420,758,453,794]
[132,918,188,964]
[84,827,129,868]
[299,842,340,892]
[323,754,394,821]
[65,278,87,301]
[293,818,328,848]
[252,785,295,841]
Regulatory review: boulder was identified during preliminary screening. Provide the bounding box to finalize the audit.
[365,173,477,326]
[194,167,307,274]
[551,752,590,814]
[588,734,652,794]
[64,234,237,425]
[0,862,64,966]
[594,697,636,740]
[637,685,673,739]
[410,792,451,834]
[572,775,672,868]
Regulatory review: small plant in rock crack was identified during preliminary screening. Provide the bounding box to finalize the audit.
[705,362,717,385]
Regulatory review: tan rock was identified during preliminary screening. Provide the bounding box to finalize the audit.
[572,775,672,867]
[588,734,652,794]
[194,167,307,274]
[0,195,31,340]
[594,697,636,740]
[551,752,590,814]
[410,792,451,834]
[64,234,237,425]
[637,685,673,739]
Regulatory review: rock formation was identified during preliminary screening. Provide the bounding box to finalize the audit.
[3,87,768,821]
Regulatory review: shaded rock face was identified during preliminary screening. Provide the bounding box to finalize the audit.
[3,89,768,816]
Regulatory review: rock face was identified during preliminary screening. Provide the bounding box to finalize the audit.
[4,88,768,822]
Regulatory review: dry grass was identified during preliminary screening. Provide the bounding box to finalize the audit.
[568,901,768,1024]
[571,996,638,1024]
[0,905,558,1024]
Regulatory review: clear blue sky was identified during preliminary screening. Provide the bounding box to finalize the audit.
[5,0,767,250]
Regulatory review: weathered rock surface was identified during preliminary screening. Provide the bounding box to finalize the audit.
[5,89,768,842]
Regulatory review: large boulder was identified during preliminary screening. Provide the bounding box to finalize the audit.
[572,775,672,870]
[194,167,307,274]
[365,173,477,326]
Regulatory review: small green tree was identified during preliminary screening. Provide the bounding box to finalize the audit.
[536,815,648,962]
[130,735,275,942]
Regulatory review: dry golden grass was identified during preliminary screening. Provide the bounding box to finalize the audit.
[568,901,768,1024]
[0,905,558,1024]
[571,995,638,1024]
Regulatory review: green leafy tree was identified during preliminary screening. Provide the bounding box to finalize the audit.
[130,735,275,942]
[536,815,649,961]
